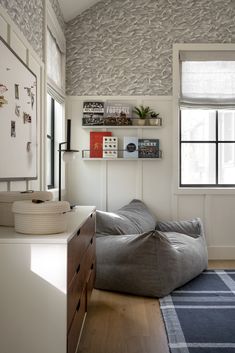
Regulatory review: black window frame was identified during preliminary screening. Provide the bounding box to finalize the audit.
[179,109,235,188]
[47,96,55,189]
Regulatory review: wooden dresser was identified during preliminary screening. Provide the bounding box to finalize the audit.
[0,206,96,353]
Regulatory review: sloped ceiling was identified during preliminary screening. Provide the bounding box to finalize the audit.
[57,0,101,21]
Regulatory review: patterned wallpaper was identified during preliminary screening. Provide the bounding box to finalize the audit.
[0,0,44,59]
[66,0,235,96]
[49,0,65,34]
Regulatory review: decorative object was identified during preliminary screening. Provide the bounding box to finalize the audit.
[103,136,118,158]
[160,270,235,353]
[0,190,52,226]
[149,112,162,126]
[12,200,70,234]
[82,101,104,126]
[123,136,138,158]
[133,105,152,125]
[89,131,112,158]
[104,101,132,125]
[138,138,160,158]
[58,119,79,201]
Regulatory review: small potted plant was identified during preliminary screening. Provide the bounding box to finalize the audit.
[133,105,152,126]
[149,111,162,126]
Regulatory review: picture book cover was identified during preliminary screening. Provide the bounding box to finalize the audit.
[104,101,132,125]
[138,139,160,158]
[83,101,104,126]
[123,136,138,158]
[90,131,112,158]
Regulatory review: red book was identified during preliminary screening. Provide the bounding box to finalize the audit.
[90,131,112,158]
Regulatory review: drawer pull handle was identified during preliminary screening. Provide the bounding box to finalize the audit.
[90,237,93,245]
[77,229,80,236]
[76,264,80,274]
[76,300,80,312]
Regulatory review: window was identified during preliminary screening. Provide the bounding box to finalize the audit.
[179,50,235,187]
[46,93,64,190]
[46,95,55,188]
[46,2,66,193]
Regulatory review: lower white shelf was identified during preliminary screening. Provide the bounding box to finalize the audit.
[82,157,162,161]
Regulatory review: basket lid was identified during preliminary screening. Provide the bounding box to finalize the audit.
[0,191,52,203]
[12,200,70,214]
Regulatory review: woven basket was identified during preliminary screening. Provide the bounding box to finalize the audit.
[12,200,70,235]
[0,191,52,227]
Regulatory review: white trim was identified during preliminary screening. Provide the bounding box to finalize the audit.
[208,246,235,260]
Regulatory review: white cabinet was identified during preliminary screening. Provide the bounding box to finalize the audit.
[0,206,96,353]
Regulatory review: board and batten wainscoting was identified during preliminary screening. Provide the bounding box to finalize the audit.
[65,95,235,260]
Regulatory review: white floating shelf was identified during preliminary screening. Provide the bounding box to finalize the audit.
[82,158,162,161]
[82,125,162,129]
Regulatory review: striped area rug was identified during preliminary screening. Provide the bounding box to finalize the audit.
[160,270,235,353]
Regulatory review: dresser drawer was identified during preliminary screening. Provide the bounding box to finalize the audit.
[86,262,96,309]
[68,212,95,285]
[67,290,86,353]
[67,235,96,329]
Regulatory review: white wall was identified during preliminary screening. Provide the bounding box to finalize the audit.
[0,4,45,192]
[66,95,235,260]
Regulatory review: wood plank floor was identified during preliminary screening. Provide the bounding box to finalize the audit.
[78,260,235,353]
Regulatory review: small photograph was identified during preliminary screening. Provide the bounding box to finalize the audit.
[15,84,19,99]
[15,104,20,117]
[24,87,31,96]
[11,121,16,138]
[23,112,31,123]
[31,93,35,109]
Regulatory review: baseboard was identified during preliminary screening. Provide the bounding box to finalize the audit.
[208,246,235,260]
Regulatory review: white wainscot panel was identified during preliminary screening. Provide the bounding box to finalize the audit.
[10,31,27,62]
[67,158,103,209]
[177,195,205,221]
[0,14,8,41]
[107,161,138,211]
[209,195,235,247]
[143,160,172,221]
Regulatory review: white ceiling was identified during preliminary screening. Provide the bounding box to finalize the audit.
[58,0,101,22]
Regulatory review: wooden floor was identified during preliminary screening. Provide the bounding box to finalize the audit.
[78,261,235,353]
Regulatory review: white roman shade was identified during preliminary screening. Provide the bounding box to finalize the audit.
[47,29,63,89]
[180,51,235,108]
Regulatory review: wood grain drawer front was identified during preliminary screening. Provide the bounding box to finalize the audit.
[86,263,96,310]
[67,260,85,331]
[67,290,86,353]
[68,212,95,285]
[67,234,96,330]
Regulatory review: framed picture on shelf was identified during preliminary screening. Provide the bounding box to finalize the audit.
[138,139,160,158]
[82,101,104,126]
[104,101,133,126]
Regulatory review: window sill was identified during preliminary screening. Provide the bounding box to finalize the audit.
[174,187,235,195]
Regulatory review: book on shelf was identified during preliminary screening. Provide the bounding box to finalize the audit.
[83,101,104,126]
[123,136,138,158]
[104,101,133,125]
[90,131,112,158]
[138,139,160,158]
[103,136,118,158]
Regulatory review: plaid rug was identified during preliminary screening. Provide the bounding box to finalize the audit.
[160,270,235,353]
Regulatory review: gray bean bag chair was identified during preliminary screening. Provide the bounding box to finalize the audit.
[95,200,208,297]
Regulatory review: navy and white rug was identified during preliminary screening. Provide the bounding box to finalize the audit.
[160,270,235,353]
